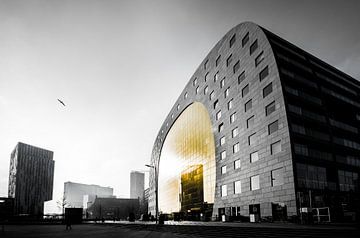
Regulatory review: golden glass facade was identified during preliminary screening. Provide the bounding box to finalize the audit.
[158,102,216,214]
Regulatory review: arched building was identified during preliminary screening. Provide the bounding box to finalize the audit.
[148,22,360,221]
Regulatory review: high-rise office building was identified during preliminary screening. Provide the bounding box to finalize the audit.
[8,142,55,216]
[148,22,359,221]
[64,181,113,208]
[130,171,145,199]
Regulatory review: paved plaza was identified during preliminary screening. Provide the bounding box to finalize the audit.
[1,222,359,238]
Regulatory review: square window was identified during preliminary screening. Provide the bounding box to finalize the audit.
[220,136,226,146]
[271,167,284,186]
[268,120,279,135]
[245,99,252,112]
[228,99,233,110]
[259,66,269,81]
[214,72,219,82]
[221,165,227,174]
[210,90,215,100]
[230,113,237,124]
[220,78,225,88]
[238,71,245,84]
[263,82,273,98]
[247,115,254,128]
[221,184,227,197]
[233,143,240,153]
[250,151,259,163]
[204,60,209,70]
[196,86,200,94]
[271,140,281,155]
[204,86,209,94]
[265,101,276,116]
[218,123,224,132]
[248,133,256,145]
[184,92,188,99]
[232,127,239,138]
[234,180,241,194]
[250,39,258,55]
[227,54,233,67]
[193,78,198,86]
[234,159,241,169]
[214,99,219,109]
[216,110,222,120]
[230,34,236,48]
[242,84,249,97]
[242,32,249,47]
[216,55,221,67]
[250,175,260,190]
[255,51,264,66]
[233,60,240,73]
[225,87,230,98]
[220,150,226,160]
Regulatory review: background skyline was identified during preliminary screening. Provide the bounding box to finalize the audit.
[0,0,359,213]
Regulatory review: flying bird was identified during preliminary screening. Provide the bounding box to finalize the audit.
[57,99,66,107]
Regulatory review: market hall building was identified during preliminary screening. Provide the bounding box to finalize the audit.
[148,22,360,222]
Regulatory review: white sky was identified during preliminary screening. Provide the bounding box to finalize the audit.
[0,0,359,213]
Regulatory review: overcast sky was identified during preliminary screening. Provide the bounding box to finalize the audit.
[0,0,359,213]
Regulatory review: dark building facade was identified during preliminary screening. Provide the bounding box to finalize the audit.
[0,197,14,220]
[87,197,139,220]
[148,22,359,222]
[8,142,55,216]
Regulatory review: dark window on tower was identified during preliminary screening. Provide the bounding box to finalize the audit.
[227,54,233,67]
[250,40,258,55]
[263,82,273,98]
[233,60,240,73]
[242,32,249,47]
[230,34,236,48]
[259,66,269,81]
[245,99,252,112]
[216,55,221,67]
[265,101,276,116]
[242,84,249,97]
[268,120,279,135]
[247,115,255,128]
[238,71,245,84]
[204,60,209,70]
[255,51,264,66]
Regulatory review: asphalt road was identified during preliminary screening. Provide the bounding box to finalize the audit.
[1,223,359,238]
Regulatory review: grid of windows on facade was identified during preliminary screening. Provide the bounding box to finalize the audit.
[234,159,241,169]
[266,101,276,116]
[271,141,281,154]
[271,167,284,186]
[338,170,358,192]
[296,163,327,189]
[221,184,227,197]
[250,151,259,163]
[234,180,241,194]
[250,175,260,190]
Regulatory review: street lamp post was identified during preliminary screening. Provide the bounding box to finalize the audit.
[145,164,158,224]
